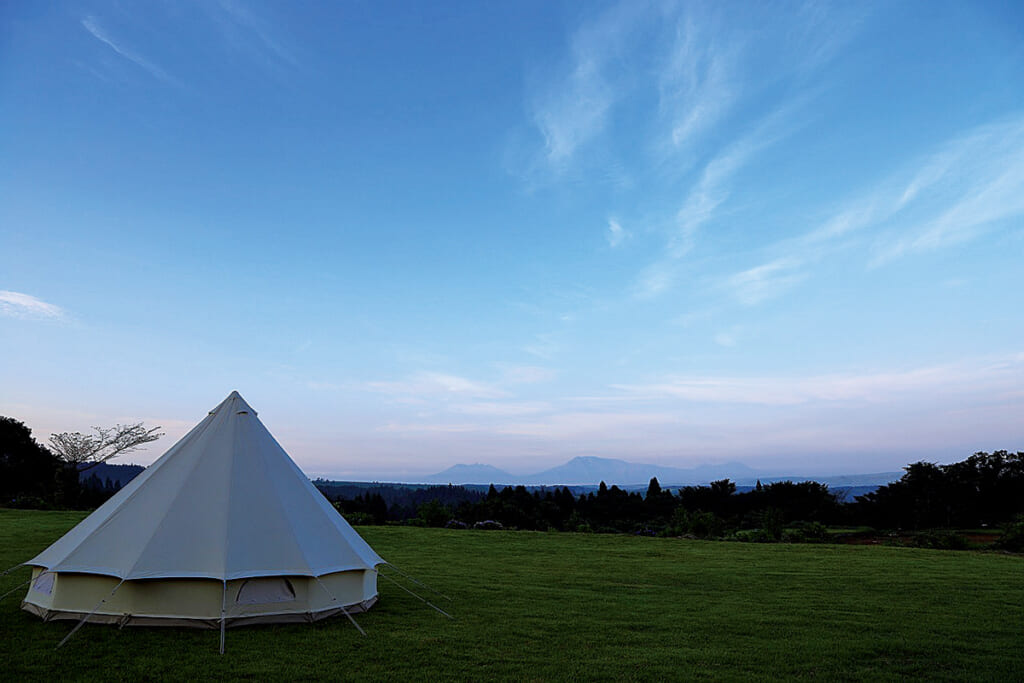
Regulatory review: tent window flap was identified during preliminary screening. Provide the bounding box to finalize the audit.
[32,571,55,595]
[235,578,296,604]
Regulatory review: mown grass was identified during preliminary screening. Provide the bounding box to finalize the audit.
[1,509,1022,681]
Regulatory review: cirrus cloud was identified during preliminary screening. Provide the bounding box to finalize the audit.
[0,291,65,320]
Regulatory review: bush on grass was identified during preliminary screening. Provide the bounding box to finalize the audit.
[727,528,775,543]
[667,508,726,539]
[6,496,53,510]
[908,530,971,550]
[995,515,1024,552]
[473,520,503,530]
[780,521,830,543]
[342,511,376,526]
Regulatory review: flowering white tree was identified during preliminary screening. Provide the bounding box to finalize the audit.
[49,423,163,472]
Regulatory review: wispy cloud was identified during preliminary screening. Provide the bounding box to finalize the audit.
[635,109,794,298]
[209,0,298,70]
[382,410,677,440]
[784,2,869,78]
[81,16,178,85]
[713,330,738,348]
[305,380,342,392]
[366,371,507,400]
[658,11,738,151]
[520,1,873,307]
[724,114,1024,305]
[454,401,552,417]
[522,332,562,360]
[727,257,806,306]
[873,117,1024,264]
[533,56,612,167]
[606,218,628,248]
[523,2,866,301]
[495,411,676,439]
[633,260,676,299]
[656,1,860,154]
[668,127,777,258]
[528,3,645,170]
[0,291,65,320]
[379,421,482,435]
[498,364,557,385]
[612,352,1024,406]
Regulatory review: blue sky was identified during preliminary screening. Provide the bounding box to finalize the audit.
[2,1,1023,480]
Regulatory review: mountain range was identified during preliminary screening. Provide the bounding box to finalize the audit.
[418,456,902,488]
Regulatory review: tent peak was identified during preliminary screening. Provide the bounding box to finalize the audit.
[209,391,257,416]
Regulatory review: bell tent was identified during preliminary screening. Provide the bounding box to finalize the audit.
[21,391,385,631]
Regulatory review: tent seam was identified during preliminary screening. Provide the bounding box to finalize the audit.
[123,410,228,580]
[251,421,320,576]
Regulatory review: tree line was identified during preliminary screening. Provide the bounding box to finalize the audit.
[314,481,485,522]
[2,414,1021,549]
[328,451,1024,550]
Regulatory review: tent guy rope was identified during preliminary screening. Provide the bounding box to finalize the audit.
[56,579,125,649]
[0,578,32,602]
[381,562,452,601]
[314,575,366,636]
[376,570,453,619]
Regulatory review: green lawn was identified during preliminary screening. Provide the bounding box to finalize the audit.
[1,509,1022,681]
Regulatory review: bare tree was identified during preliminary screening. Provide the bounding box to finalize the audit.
[49,423,164,472]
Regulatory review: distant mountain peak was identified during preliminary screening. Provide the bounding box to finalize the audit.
[415,457,900,488]
[568,455,624,464]
[418,462,516,485]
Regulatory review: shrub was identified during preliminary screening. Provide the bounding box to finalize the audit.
[783,521,829,543]
[342,511,376,525]
[668,509,726,539]
[473,520,504,530]
[995,515,1024,552]
[7,496,52,510]
[909,531,970,550]
[727,529,773,543]
[780,528,806,543]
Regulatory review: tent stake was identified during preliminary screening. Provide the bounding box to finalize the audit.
[313,576,365,636]
[376,571,453,619]
[382,563,452,601]
[56,579,124,650]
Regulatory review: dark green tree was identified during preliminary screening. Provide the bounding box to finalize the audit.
[678,479,735,517]
[644,477,675,523]
[0,416,60,506]
[417,499,453,527]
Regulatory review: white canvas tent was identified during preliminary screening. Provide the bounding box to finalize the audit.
[21,391,384,631]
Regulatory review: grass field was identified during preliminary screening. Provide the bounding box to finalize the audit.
[1,509,1022,681]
